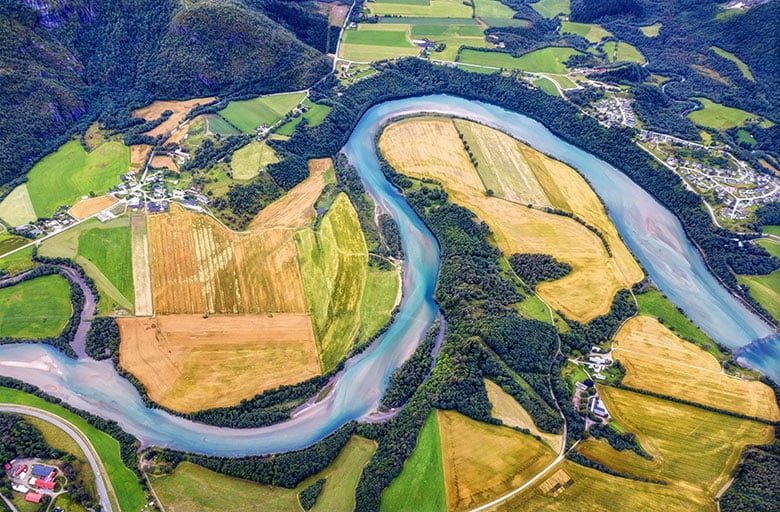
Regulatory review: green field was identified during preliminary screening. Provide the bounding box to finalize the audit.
[737,129,757,146]
[381,411,447,512]
[687,97,774,130]
[0,234,29,257]
[529,0,570,17]
[38,217,133,314]
[534,77,559,95]
[560,21,612,43]
[360,266,400,340]
[459,46,582,73]
[546,73,577,89]
[367,0,473,18]
[22,140,129,218]
[379,16,476,24]
[230,141,280,180]
[218,92,306,134]
[602,41,645,64]
[0,246,34,275]
[0,184,37,225]
[153,436,375,512]
[639,22,662,37]
[0,387,146,512]
[757,239,780,258]
[763,225,780,237]
[474,0,516,18]
[204,114,241,135]
[296,193,369,371]
[709,46,754,81]
[344,27,414,46]
[738,271,780,320]
[0,275,72,338]
[480,17,530,27]
[276,99,333,136]
[635,289,721,355]
[411,24,489,60]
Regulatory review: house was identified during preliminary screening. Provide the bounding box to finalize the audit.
[25,492,43,503]
[14,464,26,477]
[587,395,609,417]
[30,465,55,480]
[34,479,56,490]
[575,381,588,391]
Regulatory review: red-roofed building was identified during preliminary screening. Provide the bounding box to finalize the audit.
[3,463,10,470]
[34,479,56,489]
[24,492,42,503]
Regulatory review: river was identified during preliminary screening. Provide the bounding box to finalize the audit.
[0,95,776,456]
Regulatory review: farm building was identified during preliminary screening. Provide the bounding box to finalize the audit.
[24,492,43,503]
[33,479,56,490]
[30,465,55,480]
[587,395,609,418]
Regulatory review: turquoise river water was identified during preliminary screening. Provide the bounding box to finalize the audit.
[0,95,776,456]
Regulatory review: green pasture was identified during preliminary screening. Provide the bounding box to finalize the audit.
[459,46,583,73]
[367,0,473,18]
[738,271,780,321]
[0,246,34,275]
[0,387,146,512]
[560,21,612,43]
[0,234,29,257]
[602,41,645,64]
[205,114,241,135]
[153,436,375,512]
[474,0,516,18]
[218,92,306,134]
[24,140,129,219]
[360,266,400,341]
[639,22,662,37]
[687,97,773,130]
[380,411,446,512]
[379,16,476,24]
[0,185,37,225]
[757,239,780,259]
[0,275,72,338]
[709,46,754,81]
[411,24,489,60]
[231,141,280,179]
[343,28,414,47]
[276,98,332,136]
[530,0,570,18]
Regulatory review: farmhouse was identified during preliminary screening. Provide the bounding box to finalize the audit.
[587,395,610,418]
[32,478,56,490]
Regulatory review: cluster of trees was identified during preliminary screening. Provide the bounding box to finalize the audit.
[85,317,121,360]
[0,413,62,463]
[299,478,326,510]
[721,443,780,512]
[508,253,572,288]
[182,136,250,173]
[589,423,652,459]
[380,320,440,411]
[756,202,780,227]
[217,174,283,229]
[561,289,637,353]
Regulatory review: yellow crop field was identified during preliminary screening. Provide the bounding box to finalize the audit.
[379,117,641,321]
[129,145,151,169]
[250,158,331,230]
[296,193,368,371]
[613,316,779,421]
[590,386,773,497]
[0,184,37,226]
[485,379,562,453]
[437,409,557,511]
[495,458,709,511]
[148,205,308,314]
[130,214,153,316]
[118,314,320,413]
[133,97,215,139]
[69,196,119,220]
[151,155,177,171]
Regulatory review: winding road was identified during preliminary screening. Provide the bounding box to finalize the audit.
[0,405,116,512]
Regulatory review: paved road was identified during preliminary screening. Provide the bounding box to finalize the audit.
[0,405,115,512]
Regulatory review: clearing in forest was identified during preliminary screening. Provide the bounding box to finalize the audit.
[147,204,307,314]
[582,386,773,500]
[131,214,153,316]
[0,184,36,226]
[151,436,376,511]
[0,275,72,338]
[485,379,562,453]
[133,97,216,139]
[69,196,119,220]
[437,409,557,511]
[379,117,642,321]
[296,193,368,372]
[118,314,320,412]
[613,316,780,421]
[249,158,331,229]
[687,97,773,130]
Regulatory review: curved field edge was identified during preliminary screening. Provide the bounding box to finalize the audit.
[0,387,145,512]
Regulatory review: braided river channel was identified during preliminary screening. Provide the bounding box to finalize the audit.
[0,95,776,456]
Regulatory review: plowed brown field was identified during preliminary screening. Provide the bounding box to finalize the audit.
[133,97,215,139]
[118,314,319,412]
[148,205,307,314]
[69,196,119,220]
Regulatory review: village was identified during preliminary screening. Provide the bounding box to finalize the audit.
[5,460,65,508]
[568,347,618,429]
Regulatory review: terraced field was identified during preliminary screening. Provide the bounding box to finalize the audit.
[118,314,320,412]
[148,205,308,314]
[379,117,642,321]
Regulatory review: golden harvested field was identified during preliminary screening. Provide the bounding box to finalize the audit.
[131,214,153,316]
[590,386,773,497]
[379,117,640,321]
[118,314,320,412]
[148,205,307,314]
[495,459,709,512]
[151,155,177,171]
[437,409,557,511]
[68,196,119,220]
[133,97,215,139]
[485,379,562,453]
[613,316,779,421]
[129,145,151,169]
[0,184,37,226]
[249,158,331,229]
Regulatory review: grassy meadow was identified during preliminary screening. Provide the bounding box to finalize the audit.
[367,0,473,18]
[639,22,662,36]
[709,46,754,81]
[218,92,306,133]
[0,387,146,512]
[276,98,333,136]
[602,41,645,64]
[340,25,419,61]
[23,140,129,218]
[152,436,375,512]
[296,193,369,371]
[534,77,560,95]
[687,97,773,130]
[0,184,37,225]
[380,411,447,512]
[738,271,780,320]
[230,140,280,180]
[473,0,516,18]
[0,246,34,275]
[360,266,400,340]
[0,234,29,257]
[560,21,612,43]
[459,46,583,73]
[0,275,72,338]
[529,0,570,18]
[635,289,718,348]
